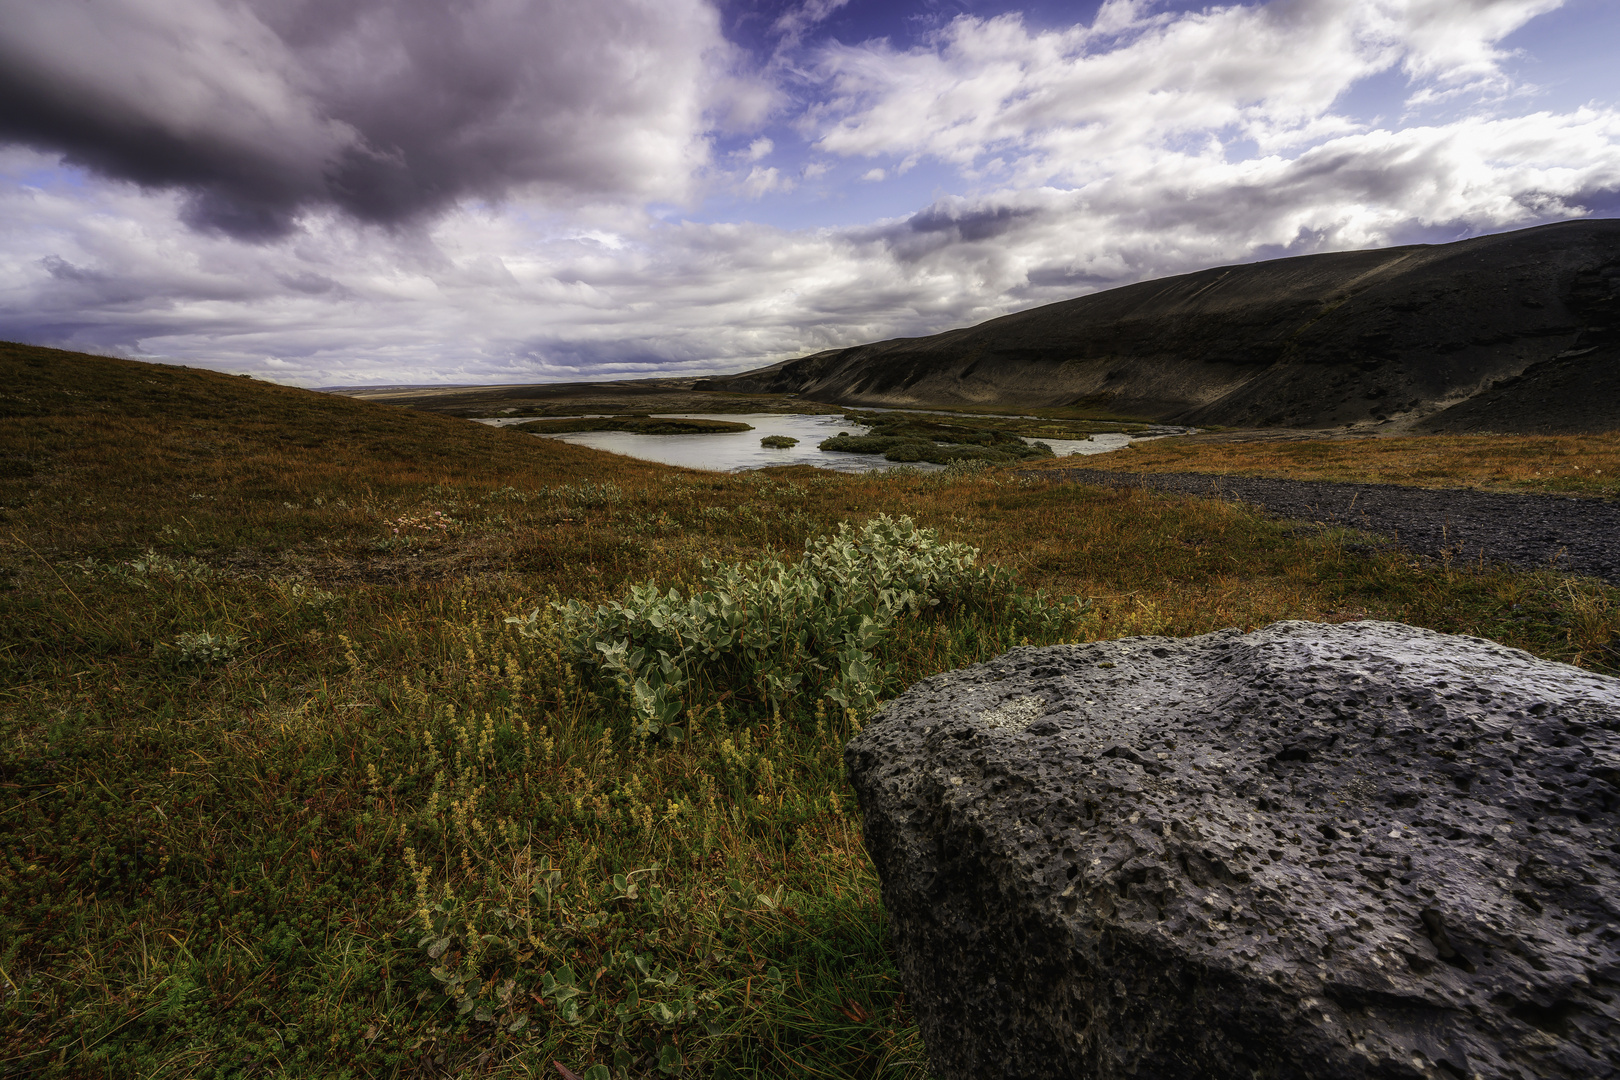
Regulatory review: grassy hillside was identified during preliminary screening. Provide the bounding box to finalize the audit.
[2,342,1616,1078]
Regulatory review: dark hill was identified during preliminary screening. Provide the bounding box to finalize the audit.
[697,219,1620,433]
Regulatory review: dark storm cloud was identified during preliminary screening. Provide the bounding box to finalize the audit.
[40,255,104,285]
[838,196,1052,263]
[906,201,1040,241]
[0,0,734,238]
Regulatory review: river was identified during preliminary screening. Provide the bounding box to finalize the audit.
[475,413,1160,473]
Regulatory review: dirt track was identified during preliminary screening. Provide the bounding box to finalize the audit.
[1034,468,1620,584]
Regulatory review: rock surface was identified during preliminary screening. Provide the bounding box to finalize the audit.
[846,621,1620,1079]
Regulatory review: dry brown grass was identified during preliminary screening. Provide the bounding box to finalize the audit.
[1033,431,1620,498]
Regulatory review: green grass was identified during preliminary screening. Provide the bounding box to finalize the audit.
[2,341,1617,1077]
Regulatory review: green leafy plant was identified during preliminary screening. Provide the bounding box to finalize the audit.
[159,630,241,666]
[522,514,1070,737]
[555,482,625,508]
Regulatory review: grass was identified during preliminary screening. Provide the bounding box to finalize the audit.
[1037,430,1620,499]
[3,340,1618,1078]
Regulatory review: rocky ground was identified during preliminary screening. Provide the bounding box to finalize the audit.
[1033,468,1620,584]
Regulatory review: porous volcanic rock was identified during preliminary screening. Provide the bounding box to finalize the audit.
[846,621,1620,1079]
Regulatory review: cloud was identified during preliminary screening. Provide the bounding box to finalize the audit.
[7,95,1615,386]
[0,0,743,238]
[737,165,795,197]
[771,0,854,48]
[1,0,1615,389]
[803,0,1565,177]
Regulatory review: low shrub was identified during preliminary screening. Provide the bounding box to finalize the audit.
[514,514,1073,737]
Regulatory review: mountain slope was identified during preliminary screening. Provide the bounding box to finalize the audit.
[697,219,1620,433]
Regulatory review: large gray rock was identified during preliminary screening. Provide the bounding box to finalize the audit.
[846,621,1620,1080]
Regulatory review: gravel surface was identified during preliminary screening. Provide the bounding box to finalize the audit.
[1034,468,1620,584]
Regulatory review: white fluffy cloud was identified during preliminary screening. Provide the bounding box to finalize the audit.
[0,0,1615,385]
[806,0,1566,175]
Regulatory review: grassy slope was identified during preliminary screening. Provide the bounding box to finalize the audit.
[2,342,1617,1078]
[1033,431,1620,499]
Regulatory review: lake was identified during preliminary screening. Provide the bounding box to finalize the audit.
[476,413,1155,473]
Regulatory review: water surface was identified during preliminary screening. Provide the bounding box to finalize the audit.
[478,413,1148,473]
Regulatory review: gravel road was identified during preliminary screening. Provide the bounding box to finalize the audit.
[1034,468,1620,584]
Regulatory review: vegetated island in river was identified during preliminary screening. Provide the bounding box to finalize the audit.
[819,411,1083,465]
[513,414,754,435]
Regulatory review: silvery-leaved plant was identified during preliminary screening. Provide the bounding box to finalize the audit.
[161,631,241,666]
[526,514,1037,738]
[126,548,220,582]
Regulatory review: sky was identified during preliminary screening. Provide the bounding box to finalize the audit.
[1,0,1617,387]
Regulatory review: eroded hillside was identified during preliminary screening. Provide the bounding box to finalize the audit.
[698,219,1620,433]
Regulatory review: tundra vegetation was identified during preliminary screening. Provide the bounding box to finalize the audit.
[817,413,1061,466]
[2,340,1617,1078]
